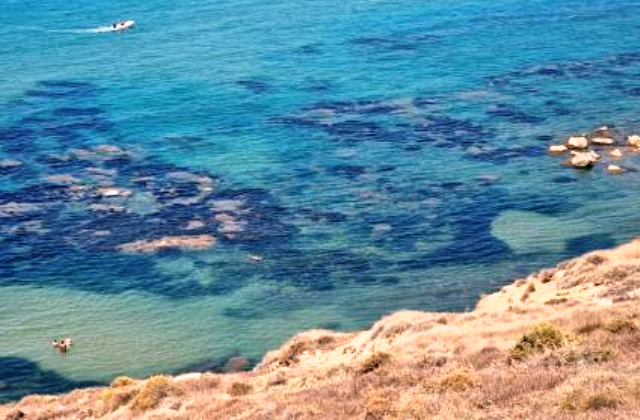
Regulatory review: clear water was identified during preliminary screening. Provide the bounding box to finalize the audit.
[1,0,639,401]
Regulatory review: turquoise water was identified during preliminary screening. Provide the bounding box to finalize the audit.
[1,0,640,401]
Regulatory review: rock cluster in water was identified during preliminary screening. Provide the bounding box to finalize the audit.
[547,126,640,173]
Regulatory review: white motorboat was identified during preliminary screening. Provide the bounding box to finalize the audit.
[110,20,135,31]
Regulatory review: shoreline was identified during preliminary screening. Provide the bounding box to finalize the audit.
[2,239,640,418]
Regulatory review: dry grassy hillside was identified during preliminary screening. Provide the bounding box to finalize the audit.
[3,240,640,419]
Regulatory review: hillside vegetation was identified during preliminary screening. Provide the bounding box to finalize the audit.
[3,240,640,419]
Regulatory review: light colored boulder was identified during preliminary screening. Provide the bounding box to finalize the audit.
[569,151,597,168]
[566,136,589,149]
[610,148,623,158]
[548,144,567,153]
[590,137,615,145]
[627,134,640,148]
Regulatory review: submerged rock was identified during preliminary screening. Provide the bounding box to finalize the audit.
[44,174,79,185]
[0,159,23,169]
[610,148,623,158]
[591,126,616,139]
[118,235,217,253]
[0,202,44,218]
[607,164,624,174]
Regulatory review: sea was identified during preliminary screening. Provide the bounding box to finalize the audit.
[1,0,639,401]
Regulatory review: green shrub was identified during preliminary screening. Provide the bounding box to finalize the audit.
[510,322,565,361]
[130,375,173,412]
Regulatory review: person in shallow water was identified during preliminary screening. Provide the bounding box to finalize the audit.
[51,337,72,353]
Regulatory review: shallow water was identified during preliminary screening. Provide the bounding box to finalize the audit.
[1,0,640,401]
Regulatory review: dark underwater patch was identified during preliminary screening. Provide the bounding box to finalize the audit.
[486,103,545,124]
[0,357,102,403]
[237,79,271,94]
[552,176,577,184]
[566,234,617,256]
[0,81,305,299]
[297,44,323,54]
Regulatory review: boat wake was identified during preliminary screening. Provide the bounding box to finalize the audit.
[79,26,115,33]
[48,26,114,34]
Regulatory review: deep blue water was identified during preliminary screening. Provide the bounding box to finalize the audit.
[1,0,640,401]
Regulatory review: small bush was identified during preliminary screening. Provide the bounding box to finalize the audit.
[439,369,476,392]
[110,376,136,388]
[603,266,632,282]
[382,323,411,338]
[544,297,568,305]
[562,387,622,411]
[267,372,287,387]
[316,335,335,346]
[229,381,253,397]
[364,390,396,419]
[5,410,26,420]
[468,346,502,370]
[418,355,447,369]
[520,283,536,302]
[604,319,638,334]
[101,387,138,412]
[539,269,556,283]
[279,341,307,366]
[436,316,448,325]
[130,375,173,412]
[576,320,602,335]
[359,352,391,374]
[510,322,565,361]
[585,348,614,363]
[586,254,607,265]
